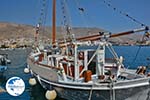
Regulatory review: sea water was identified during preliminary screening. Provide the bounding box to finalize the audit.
[0,46,150,100]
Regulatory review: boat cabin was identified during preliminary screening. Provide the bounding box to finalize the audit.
[42,41,123,82]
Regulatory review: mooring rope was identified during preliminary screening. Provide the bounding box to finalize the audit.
[109,79,115,100]
[88,83,94,100]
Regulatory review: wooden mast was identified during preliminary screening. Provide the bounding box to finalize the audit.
[52,0,56,45]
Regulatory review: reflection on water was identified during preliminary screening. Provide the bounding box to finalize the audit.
[0,76,6,86]
[0,48,47,100]
[30,82,47,100]
[0,48,65,100]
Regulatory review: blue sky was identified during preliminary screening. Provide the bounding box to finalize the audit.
[0,0,149,33]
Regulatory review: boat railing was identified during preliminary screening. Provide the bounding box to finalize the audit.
[115,77,150,87]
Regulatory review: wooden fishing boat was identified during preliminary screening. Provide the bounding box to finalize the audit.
[27,0,150,100]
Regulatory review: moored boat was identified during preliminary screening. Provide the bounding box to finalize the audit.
[0,54,11,77]
[27,0,150,100]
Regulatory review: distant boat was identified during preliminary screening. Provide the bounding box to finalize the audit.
[27,0,150,100]
[0,54,11,76]
[147,57,150,60]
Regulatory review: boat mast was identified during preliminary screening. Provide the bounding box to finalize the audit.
[52,0,56,45]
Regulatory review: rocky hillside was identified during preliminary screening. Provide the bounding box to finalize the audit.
[0,22,145,45]
[0,22,35,40]
[0,22,105,40]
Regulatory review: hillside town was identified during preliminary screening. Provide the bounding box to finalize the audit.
[0,38,33,48]
[0,22,150,49]
[1,36,150,49]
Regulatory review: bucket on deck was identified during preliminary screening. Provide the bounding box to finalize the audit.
[83,70,92,82]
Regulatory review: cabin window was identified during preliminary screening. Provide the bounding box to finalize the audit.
[53,57,56,66]
[87,51,96,74]
[48,57,56,67]
[47,52,52,56]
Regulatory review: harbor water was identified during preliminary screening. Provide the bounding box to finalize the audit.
[0,46,150,100]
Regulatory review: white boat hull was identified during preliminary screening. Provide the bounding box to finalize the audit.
[27,58,150,100]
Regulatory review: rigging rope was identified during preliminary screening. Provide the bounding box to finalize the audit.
[37,0,48,35]
[130,30,150,66]
[60,0,76,43]
[60,0,72,34]
[101,0,150,68]
[40,0,49,32]
[102,0,147,27]
[74,0,99,36]
[74,0,89,29]
[34,0,49,45]
[40,0,49,24]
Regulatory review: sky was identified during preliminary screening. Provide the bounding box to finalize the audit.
[0,0,149,33]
